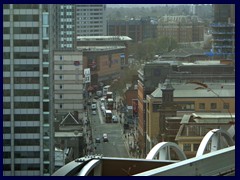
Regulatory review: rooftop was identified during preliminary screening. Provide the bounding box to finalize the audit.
[77,36,132,41]
[151,83,235,98]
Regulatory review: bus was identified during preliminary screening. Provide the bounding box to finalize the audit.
[102,85,110,96]
[106,92,113,100]
[105,110,112,123]
[107,98,114,110]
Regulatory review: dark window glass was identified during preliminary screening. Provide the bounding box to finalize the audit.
[3,4,10,9]
[14,65,39,71]
[14,127,40,134]
[3,140,11,146]
[211,103,217,109]
[14,77,39,84]
[3,27,10,34]
[3,102,11,109]
[14,114,40,121]
[14,89,40,96]
[3,15,10,21]
[3,65,10,71]
[199,103,205,109]
[14,102,40,109]
[14,52,39,59]
[3,127,11,133]
[3,115,11,121]
[14,139,40,145]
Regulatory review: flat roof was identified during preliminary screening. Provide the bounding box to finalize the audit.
[77,46,126,52]
[77,36,132,41]
[151,83,235,98]
[55,131,83,137]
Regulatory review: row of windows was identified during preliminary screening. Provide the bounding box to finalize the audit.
[13,40,39,46]
[4,164,40,171]
[3,114,41,121]
[4,65,47,73]
[13,15,39,22]
[2,127,39,133]
[15,139,40,145]
[4,102,42,109]
[199,102,229,110]
[21,52,40,59]
[151,102,230,112]
[183,143,199,151]
[14,77,39,84]
[12,4,39,9]
[13,52,39,59]
[14,64,39,71]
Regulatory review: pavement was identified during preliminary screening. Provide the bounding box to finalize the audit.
[114,96,141,158]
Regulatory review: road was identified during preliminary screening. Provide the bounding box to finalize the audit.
[88,98,129,158]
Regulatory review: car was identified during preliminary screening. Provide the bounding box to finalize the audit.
[93,95,99,99]
[102,133,108,142]
[112,115,118,123]
[92,110,97,115]
[95,137,101,143]
[101,105,105,112]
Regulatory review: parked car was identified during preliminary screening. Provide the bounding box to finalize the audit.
[95,137,101,143]
[92,110,97,115]
[112,115,118,123]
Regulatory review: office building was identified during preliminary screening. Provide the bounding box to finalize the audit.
[210,4,235,60]
[3,4,54,175]
[76,4,107,36]
[54,4,76,50]
[157,15,204,43]
[107,17,158,43]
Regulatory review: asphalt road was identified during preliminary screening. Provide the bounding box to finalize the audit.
[89,99,129,158]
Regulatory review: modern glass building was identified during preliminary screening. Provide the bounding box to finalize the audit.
[210,4,235,60]
[3,4,54,175]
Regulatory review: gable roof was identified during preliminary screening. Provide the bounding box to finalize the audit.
[60,112,79,125]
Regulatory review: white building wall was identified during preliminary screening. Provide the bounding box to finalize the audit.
[54,51,84,120]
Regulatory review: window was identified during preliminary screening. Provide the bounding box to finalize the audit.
[152,104,161,112]
[223,103,229,109]
[199,103,205,109]
[183,143,191,151]
[14,114,40,121]
[193,144,199,151]
[211,103,217,109]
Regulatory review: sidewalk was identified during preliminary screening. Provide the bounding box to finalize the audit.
[83,107,96,155]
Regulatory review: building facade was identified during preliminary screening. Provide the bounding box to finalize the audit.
[175,113,235,158]
[3,4,54,175]
[210,4,235,60]
[145,82,235,153]
[157,15,204,43]
[54,4,76,50]
[76,4,107,36]
[54,51,84,121]
[137,60,235,156]
[107,17,158,43]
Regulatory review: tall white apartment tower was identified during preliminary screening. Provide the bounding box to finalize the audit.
[3,4,54,175]
[76,4,107,36]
